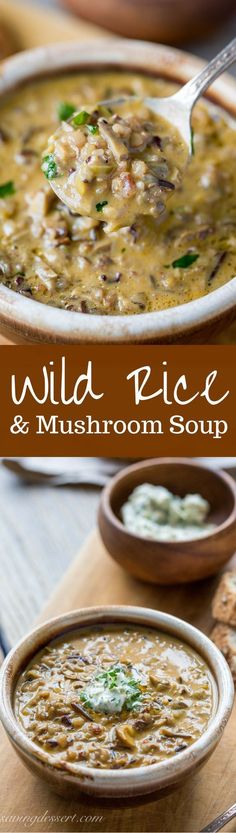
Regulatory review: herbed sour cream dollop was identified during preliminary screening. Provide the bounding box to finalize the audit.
[80,663,142,715]
[121,484,215,542]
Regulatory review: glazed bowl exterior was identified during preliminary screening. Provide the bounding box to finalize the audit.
[98,458,236,584]
[0,605,234,798]
[0,39,235,343]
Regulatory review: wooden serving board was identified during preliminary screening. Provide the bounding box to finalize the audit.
[1,529,236,833]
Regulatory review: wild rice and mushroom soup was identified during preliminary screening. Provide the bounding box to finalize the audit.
[15,625,214,770]
[46,99,188,229]
[0,72,235,315]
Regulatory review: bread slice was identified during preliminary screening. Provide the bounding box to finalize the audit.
[211,622,236,680]
[212,572,236,626]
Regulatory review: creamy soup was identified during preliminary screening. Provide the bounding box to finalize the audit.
[15,625,214,770]
[46,100,187,229]
[0,72,235,315]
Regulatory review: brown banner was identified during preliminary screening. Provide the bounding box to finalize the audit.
[0,345,235,456]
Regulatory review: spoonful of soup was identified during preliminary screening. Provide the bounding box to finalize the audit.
[42,37,236,231]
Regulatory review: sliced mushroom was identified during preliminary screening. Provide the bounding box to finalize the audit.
[149,674,170,692]
[34,259,58,290]
[98,119,129,163]
[27,187,55,236]
[133,714,154,731]
[115,724,136,750]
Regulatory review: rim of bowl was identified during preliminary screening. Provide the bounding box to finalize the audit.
[100,457,236,546]
[0,39,235,342]
[0,605,234,791]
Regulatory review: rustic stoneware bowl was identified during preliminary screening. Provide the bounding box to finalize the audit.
[0,39,235,343]
[0,605,234,798]
[98,459,236,584]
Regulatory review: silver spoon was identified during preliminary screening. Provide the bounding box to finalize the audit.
[102,37,236,152]
[201,802,236,832]
[47,38,236,221]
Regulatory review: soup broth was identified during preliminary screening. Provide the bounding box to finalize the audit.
[0,72,235,315]
[15,625,214,770]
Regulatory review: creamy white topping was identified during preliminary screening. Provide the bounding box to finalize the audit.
[80,664,141,715]
[121,484,215,542]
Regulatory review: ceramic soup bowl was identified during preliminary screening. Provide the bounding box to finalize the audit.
[0,39,235,343]
[0,605,234,798]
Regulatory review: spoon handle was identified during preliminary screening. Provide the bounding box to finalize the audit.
[200,803,236,832]
[176,37,236,110]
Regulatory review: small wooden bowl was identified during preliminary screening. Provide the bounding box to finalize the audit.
[61,0,236,44]
[98,459,236,585]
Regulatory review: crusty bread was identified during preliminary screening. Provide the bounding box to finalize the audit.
[212,572,236,626]
[211,622,236,680]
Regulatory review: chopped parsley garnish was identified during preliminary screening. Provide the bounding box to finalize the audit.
[0,180,15,198]
[87,124,99,135]
[58,101,76,121]
[190,127,195,156]
[96,200,108,213]
[72,110,89,127]
[41,154,58,180]
[172,252,199,269]
[80,664,142,714]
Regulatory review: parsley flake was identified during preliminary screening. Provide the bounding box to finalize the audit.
[0,180,15,198]
[58,101,76,121]
[41,154,58,180]
[172,252,199,269]
[72,110,89,127]
[87,124,99,135]
[96,200,108,213]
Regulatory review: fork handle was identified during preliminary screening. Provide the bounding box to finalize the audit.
[175,37,236,110]
[201,802,236,832]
